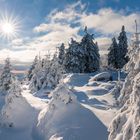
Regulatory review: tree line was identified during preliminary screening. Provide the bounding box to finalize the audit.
[27,26,128,92]
[0,25,128,93]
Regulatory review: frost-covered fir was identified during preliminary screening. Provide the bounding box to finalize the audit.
[64,27,100,73]
[117,25,129,69]
[58,43,65,65]
[64,38,85,73]
[9,79,22,97]
[108,37,119,69]
[45,53,64,89]
[108,26,140,140]
[0,58,13,92]
[108,26,129,70]
[81,27,100,72]
[40,54,51,89]
[29,51,65,92]
[29,56,43,91]
[27,56,38,81]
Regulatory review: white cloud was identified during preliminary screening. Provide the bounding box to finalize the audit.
[33,2,140,60]
[35,2,140,37]
[79,8,140,34]
[0,49,39,63]
[32,2,83,53]
[47,1,86,22]
[34,23,80,35]
[30,23,80,55]
[11,38,24,46]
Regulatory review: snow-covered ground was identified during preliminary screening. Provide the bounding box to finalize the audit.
[35,72,121,140]
[0,71,123,140]
[0,84,47,140]
[63,73,119,127]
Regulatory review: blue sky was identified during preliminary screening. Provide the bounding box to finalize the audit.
[0,0,139,36]
[0,0,140,63]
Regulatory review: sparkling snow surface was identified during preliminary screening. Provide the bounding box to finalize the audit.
[0,72,122,140]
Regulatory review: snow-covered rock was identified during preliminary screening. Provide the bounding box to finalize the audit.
[49,135,63,140]
[89,72,112,82]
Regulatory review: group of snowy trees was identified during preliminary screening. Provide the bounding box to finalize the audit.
[0,58,33,128]
[27,28,100,91]
[107,26,129,81]
[108,26,129,70]
[27,46,65,92]
[65,28,100,73]
[27,26,129,91]
[109,25,140,140]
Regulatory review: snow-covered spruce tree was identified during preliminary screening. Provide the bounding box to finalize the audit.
[58,43,65,65]
[27,56,38,81]
[45,53,65,89]
[29,50,65,91]
[43,52,64,89]
[64,27,100,73]
[64,38,85,73]
[117,25,129,69]
[29,56,43,91]
[6,78,22,100]
[108,26,129,81]
[108,37,119,69]
[0,58,13,92]
[41,54,51,89]
[108,33,140,140]
[81,27,100,72]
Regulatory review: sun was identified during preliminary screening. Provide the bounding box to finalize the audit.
[0,13,21,40]
[1,22,14,35]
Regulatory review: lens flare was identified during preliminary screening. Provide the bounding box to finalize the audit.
[0,12,21,40]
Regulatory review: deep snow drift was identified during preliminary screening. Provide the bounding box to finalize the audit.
[35,72,121,140]
[0,83,47,140]
[36,84,108,140]
[0,71,122,140]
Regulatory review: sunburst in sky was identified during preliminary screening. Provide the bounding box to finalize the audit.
[0,13,21,40]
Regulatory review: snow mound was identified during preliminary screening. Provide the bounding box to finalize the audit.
[35,84,108,140]
[63,73,96,86]
[49,135,63,140]
[0,82,47,140]
[0,90,35,128]
[52,84,77,104]
[89,72,112,82]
